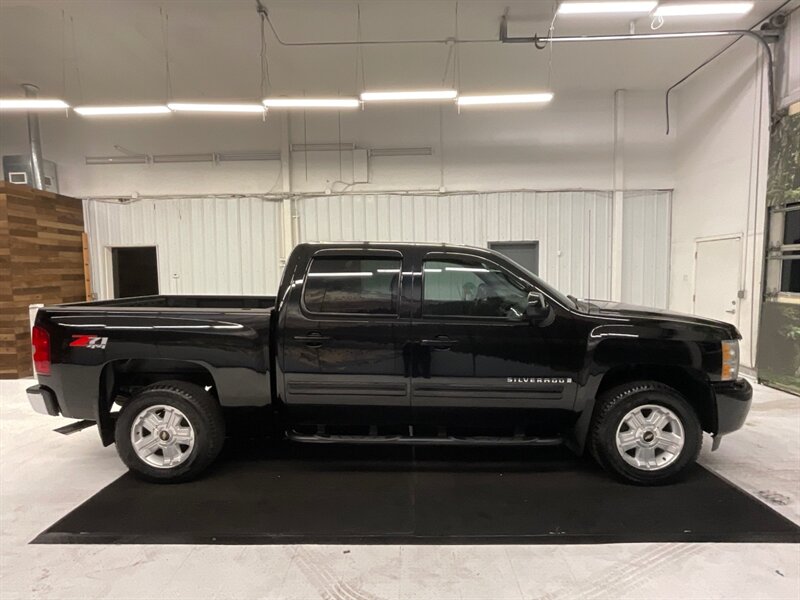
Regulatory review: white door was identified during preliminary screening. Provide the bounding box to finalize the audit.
[693,236,741,325]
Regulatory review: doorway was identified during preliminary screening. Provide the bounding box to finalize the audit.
[488,241,540,275]
[111,246,159,298]
[693,235,741,326]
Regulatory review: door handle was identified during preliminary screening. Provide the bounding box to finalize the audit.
[419,336,454,350]
[294,332,330,347]
[724,309,736,314]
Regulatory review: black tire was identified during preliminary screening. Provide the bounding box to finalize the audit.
[114,381,225,483]
[590,381,702,486]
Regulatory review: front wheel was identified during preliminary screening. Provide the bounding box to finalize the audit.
[115,381,225,483]
[590,381,702,485]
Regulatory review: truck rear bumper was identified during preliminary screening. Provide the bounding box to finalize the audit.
[713,378,752,438]
[26,385,60,417]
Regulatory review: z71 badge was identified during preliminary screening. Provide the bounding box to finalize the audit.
[70,335,109,349]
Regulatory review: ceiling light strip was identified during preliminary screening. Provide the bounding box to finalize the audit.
[167,102,266,113]
[361,90,458,102]
[75,105,171,116]
[369,147,433,157]
[263,98,360,109]
[152,153,215,163]
[457,93,554,106]
[0,99,69,110]
[85,155,148,165]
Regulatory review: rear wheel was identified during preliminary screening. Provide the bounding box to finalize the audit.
[115,381,225,483]
[590,381,702,485]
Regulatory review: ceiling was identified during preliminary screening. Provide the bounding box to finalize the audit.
[0,0,790,103]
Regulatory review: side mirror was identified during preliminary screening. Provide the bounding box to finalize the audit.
[525,291,550,321]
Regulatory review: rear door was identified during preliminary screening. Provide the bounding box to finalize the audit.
[278,248,412,427]
[410,251,578,434]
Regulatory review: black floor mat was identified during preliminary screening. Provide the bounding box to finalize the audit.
[33,441,800,545]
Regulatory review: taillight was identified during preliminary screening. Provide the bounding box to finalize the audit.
[32,326,51,375]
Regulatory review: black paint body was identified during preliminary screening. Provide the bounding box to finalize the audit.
[31,242,752,451]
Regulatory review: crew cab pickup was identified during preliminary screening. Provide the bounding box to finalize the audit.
[27,242,752,484]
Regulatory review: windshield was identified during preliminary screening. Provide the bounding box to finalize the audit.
[495,253,578,311]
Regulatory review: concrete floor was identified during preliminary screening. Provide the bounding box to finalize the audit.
[1,377,798,600]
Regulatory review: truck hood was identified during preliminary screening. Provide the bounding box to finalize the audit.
[579,300,740,339]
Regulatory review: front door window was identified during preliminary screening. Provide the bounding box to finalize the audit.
[422,258,528,320]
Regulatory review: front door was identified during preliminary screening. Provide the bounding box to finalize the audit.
[279,249,412,427]
[410,251,578,436]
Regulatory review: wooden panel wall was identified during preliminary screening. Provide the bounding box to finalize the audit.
[0,181,86,379]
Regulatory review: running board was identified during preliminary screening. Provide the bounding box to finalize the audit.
[287,431,563,447]
[54,419,96,436]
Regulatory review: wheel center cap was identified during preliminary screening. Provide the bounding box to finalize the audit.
[642,431,656,443]
[159,430,171,442]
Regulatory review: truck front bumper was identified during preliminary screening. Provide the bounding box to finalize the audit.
[26,385,60,417]
[711,378,752,448]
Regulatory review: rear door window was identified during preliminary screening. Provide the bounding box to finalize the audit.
[303,257,402,315]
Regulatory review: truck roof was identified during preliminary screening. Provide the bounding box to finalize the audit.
[296,241,491,254]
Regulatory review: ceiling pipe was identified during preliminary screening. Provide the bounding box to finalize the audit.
[21,83,46,189]
[499,15,779,134]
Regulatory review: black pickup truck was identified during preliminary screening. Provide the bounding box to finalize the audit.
[27,242,752,484]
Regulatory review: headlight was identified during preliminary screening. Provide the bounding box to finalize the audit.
[721,340,739,381]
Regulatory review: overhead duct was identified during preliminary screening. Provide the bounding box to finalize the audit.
[22,84,45,189]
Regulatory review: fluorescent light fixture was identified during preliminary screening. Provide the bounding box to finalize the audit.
[85,155,148,165]
[167,102,265,113]
[457,93,554,106]
[263,98,360,109]
[216,150,281,162]
[74,105,171,116]
[370,147,433,157]
[291,143,356,152]
[0,99,69,110]
[654,2,753,16]
[557,1,657,14]
[360,90,457,102]
[152,153,214,164]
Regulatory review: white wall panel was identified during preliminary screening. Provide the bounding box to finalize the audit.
[83,197,283,299]
[296,191,613,299]
[621,191,671,309]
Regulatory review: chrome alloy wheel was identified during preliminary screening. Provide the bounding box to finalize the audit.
[615,404,685,471]
[130,404,195,469]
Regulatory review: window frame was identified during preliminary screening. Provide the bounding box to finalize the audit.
[420,251,533,322]
[767,203,800,302]
[299,250,405,318]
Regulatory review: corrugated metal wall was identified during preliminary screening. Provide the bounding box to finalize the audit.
[83,197,283,299]
[297,191,613,300]
[621,190,671,308]
[83,190,671,306]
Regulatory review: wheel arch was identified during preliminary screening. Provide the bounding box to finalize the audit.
[571,364,715,454]
[97,359,219,446]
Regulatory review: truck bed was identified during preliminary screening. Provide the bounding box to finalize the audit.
[32,295,276,426]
